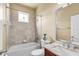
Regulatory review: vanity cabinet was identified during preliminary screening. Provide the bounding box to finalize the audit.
[44,48,57,56]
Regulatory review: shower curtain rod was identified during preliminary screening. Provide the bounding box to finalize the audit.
[6,6,28,12]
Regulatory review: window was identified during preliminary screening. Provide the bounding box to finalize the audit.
[18,11,29,23]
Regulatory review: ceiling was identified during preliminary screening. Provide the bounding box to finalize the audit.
[20,3,59,9]
[20,3,42,9]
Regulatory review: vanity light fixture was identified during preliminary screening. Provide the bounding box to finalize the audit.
[57,3,72,8]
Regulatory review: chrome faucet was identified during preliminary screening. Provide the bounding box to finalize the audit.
[67,36,74,48]
[66,39,72,48]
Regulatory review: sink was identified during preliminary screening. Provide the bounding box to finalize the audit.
[45,45,79,56]
[45,41,79,55]
[68,44,79,52]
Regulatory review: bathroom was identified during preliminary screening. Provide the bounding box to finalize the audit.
[0,3,79,56]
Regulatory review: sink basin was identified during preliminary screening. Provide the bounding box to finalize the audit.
[68,44,79,52]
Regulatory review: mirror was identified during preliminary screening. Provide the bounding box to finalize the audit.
[71,14,79,45]
[56,4,71,42]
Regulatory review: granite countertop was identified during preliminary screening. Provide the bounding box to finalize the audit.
[44,44,79,56]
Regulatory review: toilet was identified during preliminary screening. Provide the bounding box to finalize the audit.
[31,39,46,56]
[31,48,44,56]
[31,39,49,56]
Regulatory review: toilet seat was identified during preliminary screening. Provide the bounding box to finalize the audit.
[31,49,44,56]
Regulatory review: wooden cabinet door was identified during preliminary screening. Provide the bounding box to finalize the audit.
[45,48,57,56]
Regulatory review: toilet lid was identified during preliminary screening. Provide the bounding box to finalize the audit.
[31,49,44,56]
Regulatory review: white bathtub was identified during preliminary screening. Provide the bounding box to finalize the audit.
[7,42,40,56]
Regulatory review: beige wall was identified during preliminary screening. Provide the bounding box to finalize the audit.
[8,4,36,47]
[7,3,79,47]
[36,4,57,41]
[3,4,10,50]
[56,3,79,41]
[36,3,79,42]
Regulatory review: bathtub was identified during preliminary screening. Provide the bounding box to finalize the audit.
[7,42,40,56]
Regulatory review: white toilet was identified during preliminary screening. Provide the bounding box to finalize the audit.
[31,48,44,56]
[31,39,49,56]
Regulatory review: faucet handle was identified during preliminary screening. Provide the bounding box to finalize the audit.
[72,36,74,38]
